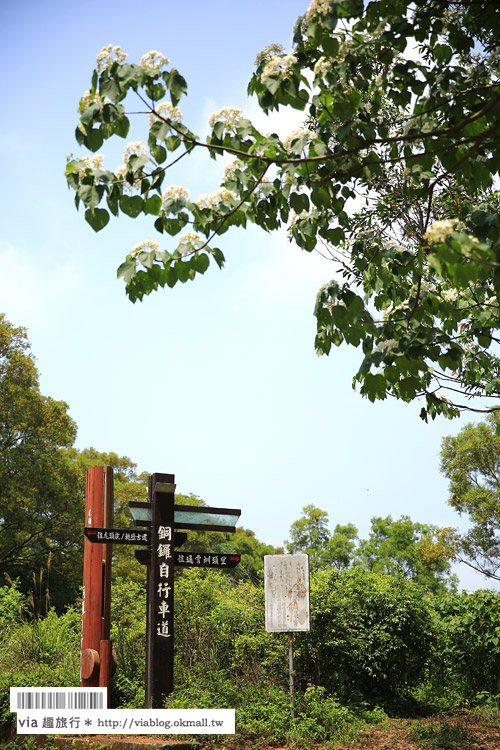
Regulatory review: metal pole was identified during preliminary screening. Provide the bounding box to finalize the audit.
[288,632,295,718]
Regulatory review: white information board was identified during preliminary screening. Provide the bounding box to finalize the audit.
[264,554,310,632]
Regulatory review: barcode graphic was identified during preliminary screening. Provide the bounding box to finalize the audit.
[16,691,104,710]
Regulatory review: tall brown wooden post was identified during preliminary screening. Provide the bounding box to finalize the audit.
[145,473,175,708]
[81,466,114,706]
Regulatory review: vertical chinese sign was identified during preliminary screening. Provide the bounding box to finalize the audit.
[264,554,310,717]
[148,472,175,708]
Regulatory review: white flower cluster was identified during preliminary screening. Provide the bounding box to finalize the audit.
[375,339,399,353]
[208,107,244,134]
[283,128,313,151]
[78,90,111,114]
[130,240,160,258]
[442,289,459,303]
[178,231,201,244]
[140,50,170,70]
[162,185,190,205]
[337,39,354,63]
[434,391,450,402]
[305,0,333,22]
[149,101,182,127]
[289,210,309,226]
[115,164,142,193]
[423,219,461,244]
[223,159,244,182]
[95,45,127,73]
[261,53,297,84]
[77,154,104,180]
[196,187,237,210]
[255,43,285,66]
[123,141,149,164]
[313,57,332,77]
[177,232,203,255]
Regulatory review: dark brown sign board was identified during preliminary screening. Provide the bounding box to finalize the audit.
[85,527,150,544]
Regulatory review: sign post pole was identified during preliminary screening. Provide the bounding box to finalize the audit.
[288,632,295,718]
[80,467,114,705]
[147,473,175,708]
[264,554,310,721]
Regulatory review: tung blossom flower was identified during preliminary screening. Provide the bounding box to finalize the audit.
[78,90,111,114]
[223,159,244,183]
[95,44,127,73]
[305,0,334,22]
[283,128,313,152]
[130,240,160,258]
[196,187,237,210]
[255,44,285,66]
[208,107,245,134]
[115,164,142,193]
[375,339,399,354]
[442,289,459,303]
[123,141,149,164]
[261,53,298,84]
[313,56,332,77]
[77,154,104,180]
[149,101,182,127]
[177,232,203,255]
[423,219,465,244]
[162,185,190,205]
[140,50,170,70]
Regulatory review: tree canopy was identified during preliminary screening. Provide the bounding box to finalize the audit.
[441,412,500,581]
[67,0,500,421]
[0,315,78,609]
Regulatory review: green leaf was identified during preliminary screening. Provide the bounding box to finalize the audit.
[144,194,162,215]
[78,185,101,209]
[86,128,104,152]
[166,69,188,106]
[211,247,225,269]
[120,195,144,218]
[175,259,191,283]
[114,116,130,139]
[193,253,210,274]
[117,259,137,282]
[85,208,110,232]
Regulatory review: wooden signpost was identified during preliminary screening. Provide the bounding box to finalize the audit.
[81,467,241,709]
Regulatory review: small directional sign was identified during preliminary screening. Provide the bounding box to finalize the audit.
[85,527,150,544]
[174,551,241,568]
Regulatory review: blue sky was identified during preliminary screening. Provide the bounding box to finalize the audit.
[1,0,496,590]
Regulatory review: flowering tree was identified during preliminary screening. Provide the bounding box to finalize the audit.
[66,1,500,420]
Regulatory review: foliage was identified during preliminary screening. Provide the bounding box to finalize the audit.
[0,314,80,610]
[356,515,457,594]
[427,589,500,701]
[109,576,147,707]
[68,1,500,420]
[0,589,81,723]
[441,412,500,580]
[286,504,359,571]
[285,505,455,590]
[298,567,435,708]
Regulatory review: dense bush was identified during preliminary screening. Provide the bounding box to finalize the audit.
[0,583,81,723]
[298,568,435,708]
[421,589,500,708]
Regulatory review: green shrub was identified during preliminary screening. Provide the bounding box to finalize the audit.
[0,602,80,723]
[424,589,500,705]
[298,567,435,709]
[109,576,147,707]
